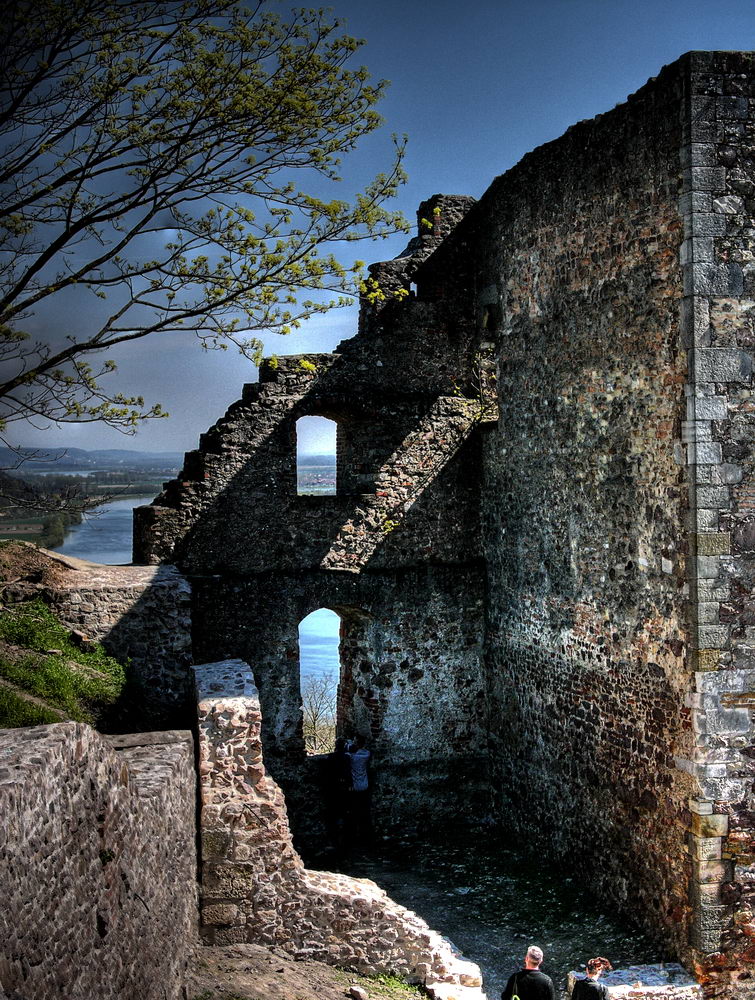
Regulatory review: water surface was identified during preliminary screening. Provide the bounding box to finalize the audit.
[52,497,145,564]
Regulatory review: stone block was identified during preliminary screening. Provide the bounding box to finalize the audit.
[698,626,729,648]
[687,261,744,296]
[202,864,258,898]
[690,836,722,861]
[695,488,730,511]
[687,212,728,237]
[696,348,752,383]
[689,441,723,465]
[696,532,730,556]
[679,191,713,215]
[202,903,240,926]
[692,857,732,882]
[693,395,728,420]
[695,602,719,625]
[690,166,727,191]
[691,812,729,838]
[681,237,715,265]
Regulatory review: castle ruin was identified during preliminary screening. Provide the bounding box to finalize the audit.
[4,50,755,999]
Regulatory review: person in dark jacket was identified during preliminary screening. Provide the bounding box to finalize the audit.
[321,737,352,853]
[501,945,555,1000]
[571,956,613,999]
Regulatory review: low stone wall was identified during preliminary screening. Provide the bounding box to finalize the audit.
[195,659,486,1000]
[8,550,193,723]
[0,723,197,1000]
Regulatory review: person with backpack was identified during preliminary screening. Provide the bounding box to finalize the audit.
[501,945,555,1000]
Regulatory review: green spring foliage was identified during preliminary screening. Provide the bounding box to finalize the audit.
[0,599,126,727]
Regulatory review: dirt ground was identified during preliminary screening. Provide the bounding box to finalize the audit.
[0,541,72,588]
[185,943,425,1000]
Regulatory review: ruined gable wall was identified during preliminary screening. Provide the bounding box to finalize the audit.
[132,197,490,843]
[425,59,697,959]
[0,725,196,1000]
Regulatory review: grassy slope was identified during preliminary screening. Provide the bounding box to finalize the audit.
[0,599,126,728]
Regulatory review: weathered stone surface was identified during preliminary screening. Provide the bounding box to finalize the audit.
[4,550,193,725]
[0,723,196,1000]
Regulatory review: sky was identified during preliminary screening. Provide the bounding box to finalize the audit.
[10,0,755,457]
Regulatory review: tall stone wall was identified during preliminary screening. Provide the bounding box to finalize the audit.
[680,51,755,996]
[408,50,755,995]
[465,54,694,958]
[133,195,489,843]
[0,724,197,1000]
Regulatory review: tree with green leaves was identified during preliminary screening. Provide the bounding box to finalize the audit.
[0,0,407,450]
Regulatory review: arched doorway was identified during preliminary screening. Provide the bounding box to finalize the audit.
[298,607,340,753]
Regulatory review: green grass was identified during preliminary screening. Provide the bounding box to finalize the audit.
[0,685,61,727]
[0,600,126,727]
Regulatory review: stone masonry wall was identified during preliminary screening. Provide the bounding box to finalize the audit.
[419,50,755,997]
[680,51,755,997]
[423,53,696,965]
[190,566,489,847]
[0,723,196,1000]
[194,659,485,1000]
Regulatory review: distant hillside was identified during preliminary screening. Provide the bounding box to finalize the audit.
[0,446,184,472]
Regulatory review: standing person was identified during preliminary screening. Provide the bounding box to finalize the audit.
[347,733,372,845]
[321,737,352,854]
[571,957,613,999]
[501,945,555,1000]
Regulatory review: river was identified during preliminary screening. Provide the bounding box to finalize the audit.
[52,496,145,565]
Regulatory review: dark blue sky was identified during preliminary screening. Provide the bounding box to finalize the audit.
[18,0,755,454]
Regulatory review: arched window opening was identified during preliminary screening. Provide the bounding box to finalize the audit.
[296,416,336,495]
[299,608,340,754]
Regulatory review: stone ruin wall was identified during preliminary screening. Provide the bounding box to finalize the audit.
[403,51,755,996]
[193,658,486,1000]
[190,566,488,842]
[0,724,196,1000]
[132,199,493,844]
[8,49,752,999]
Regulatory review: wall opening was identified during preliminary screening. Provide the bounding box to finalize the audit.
[296,416,337,495]
[299,608,340,754]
